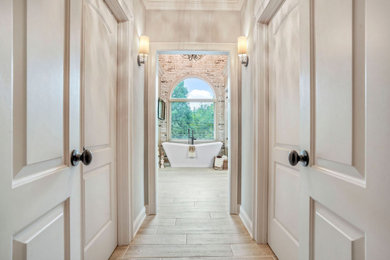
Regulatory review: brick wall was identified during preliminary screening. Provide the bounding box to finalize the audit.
[158,54,228,145]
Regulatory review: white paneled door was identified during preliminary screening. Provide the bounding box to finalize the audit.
[269,0,390,259]
[299,0,390,259]
[268,0,300,259]
[82,0,118,259]
[0,0,82,259]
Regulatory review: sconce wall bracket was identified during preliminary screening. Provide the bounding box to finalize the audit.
[137,54,147,66]
[240,55,249,67]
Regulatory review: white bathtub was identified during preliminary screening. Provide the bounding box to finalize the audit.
[162,142,223,168]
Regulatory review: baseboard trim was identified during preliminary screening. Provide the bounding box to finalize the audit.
[132,207,146,237]
[239,205,253,238]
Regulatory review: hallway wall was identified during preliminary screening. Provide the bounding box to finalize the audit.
[240,63,254,227]
[239,0,259,235]
[130,0,147,232]
[145,10,241,43]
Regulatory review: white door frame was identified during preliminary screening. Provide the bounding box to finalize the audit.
[146,42,240,215]
[251,0,286,244]
[100,0,135,246]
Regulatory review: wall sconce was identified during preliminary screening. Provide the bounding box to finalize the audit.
[137,35,149,66]
[237,36,249,67]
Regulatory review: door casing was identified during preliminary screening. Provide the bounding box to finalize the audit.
[248,0,288,244]
[98,0,136,246]
[146,43,240,216]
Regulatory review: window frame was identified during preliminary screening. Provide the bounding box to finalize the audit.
[168,81,217,142]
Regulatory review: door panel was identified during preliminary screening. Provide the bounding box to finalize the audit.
[13,0,66,182]
[25,0,65,164]
[300,0,390,259]
[313,202,364,260]
[313,0,365,180]
[0,0,82,259]
[82,1,118,259]
[84,165,111,243]
[268,0,300,259]
[13,204,67,260]
[274,163,300,240]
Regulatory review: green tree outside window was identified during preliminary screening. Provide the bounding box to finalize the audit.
[170,80,215,140]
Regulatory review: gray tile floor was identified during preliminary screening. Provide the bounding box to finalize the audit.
[110,168,277,260]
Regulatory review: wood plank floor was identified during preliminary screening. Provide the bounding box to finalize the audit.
[110,168,277,260]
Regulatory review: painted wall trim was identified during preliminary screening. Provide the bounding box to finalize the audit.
[239,205,254,238]
[105,0,135,246]
[105,0,134,22]
[251,22,269,244]
[250,0,288,245]
[132,207,146,237]
[146,42,240,215]
[255,0,285,24]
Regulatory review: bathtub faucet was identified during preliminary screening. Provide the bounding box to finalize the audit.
[188,129,196,145]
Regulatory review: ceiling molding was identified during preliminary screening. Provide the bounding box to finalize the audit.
[142,0,245,11]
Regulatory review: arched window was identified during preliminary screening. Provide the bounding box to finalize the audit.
[170,78,216,140]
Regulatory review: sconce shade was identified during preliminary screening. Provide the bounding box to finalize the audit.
[237,36,248,55]
[139,35,149,55]
[237,36,249,67]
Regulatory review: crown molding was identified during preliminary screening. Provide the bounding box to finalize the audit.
[142,0,244,11]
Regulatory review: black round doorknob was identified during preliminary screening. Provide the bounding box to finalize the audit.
[288,150,309,167]
[71,148,93,166]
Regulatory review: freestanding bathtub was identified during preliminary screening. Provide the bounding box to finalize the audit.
[162,142,223,168]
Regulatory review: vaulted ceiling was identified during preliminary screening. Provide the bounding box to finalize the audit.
[142,0,245,11]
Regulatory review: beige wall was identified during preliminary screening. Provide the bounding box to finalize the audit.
[146,10,241,43]
[129,0,146,226]
[239,0,258,225]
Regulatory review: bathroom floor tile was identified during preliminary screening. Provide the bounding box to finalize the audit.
[110,168,276,260]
